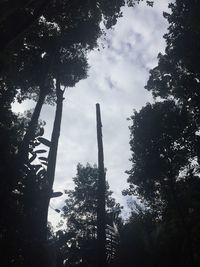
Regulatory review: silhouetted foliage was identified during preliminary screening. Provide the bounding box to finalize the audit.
[56,163,122,267]
[126,101,199,212]
[124,1,200,266]
[125,101,200,266]
[119,204,156,267]
[146,0,200,117]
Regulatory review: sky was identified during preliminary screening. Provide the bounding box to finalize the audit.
[13,1,170,227]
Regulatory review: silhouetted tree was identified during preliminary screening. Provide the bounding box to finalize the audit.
[119,204,156,267]
[146,0,200,118]
[58,163,122,267]
[126,101,198,212]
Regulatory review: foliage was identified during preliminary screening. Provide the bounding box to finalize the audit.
[0,108,50,266]
[57,163,122,266]
[124,2,200,266]
[119,205,156,267]
[125,100,199,212]
[145,0,200,116]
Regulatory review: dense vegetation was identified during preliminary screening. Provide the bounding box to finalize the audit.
[124,1,200,266]
[0,0,200,266]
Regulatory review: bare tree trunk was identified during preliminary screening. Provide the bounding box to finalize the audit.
[9,85,47,199]
[96,103,107,267]
[42,78,64,239]
[19,90,46,159]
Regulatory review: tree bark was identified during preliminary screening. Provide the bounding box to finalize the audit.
[96,103,107,267]
[47,79,64,190]
[42,78,64,239]
[18,88,46,160]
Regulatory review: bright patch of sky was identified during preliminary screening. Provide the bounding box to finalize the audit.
[13,1,170,228]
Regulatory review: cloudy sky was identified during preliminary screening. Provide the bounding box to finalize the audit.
[13,1,170,227]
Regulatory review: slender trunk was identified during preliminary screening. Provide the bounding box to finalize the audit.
[18,89,46,160]
[47,79,64,190]
[27,80,64,267]
[42,79,64,239]
[7,86,46,198]
[96,103,107,267]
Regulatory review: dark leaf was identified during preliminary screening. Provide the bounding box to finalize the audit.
[38,137,51,147]
[35,149,47,154]
[41,161,48,166]
[39,156,48,162]
[28,153,37,163]
[51,191,63,198]
[55,209,61,213]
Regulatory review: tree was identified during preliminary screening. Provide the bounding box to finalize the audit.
[125,100,200,266]
[145,0,200,117]
[123,1,200,266]
[126,101,198,210]
[0,108,49,267]
[119,204,156,267]
[59,163,122,266]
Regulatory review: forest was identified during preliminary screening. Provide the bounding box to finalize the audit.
[0,0,200,266]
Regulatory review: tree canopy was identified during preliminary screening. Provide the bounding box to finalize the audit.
[125,1,200,266]
[58,163,122,266]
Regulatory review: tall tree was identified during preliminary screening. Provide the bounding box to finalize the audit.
[60,163,122,267]
[125,100,200,266]
[124,1,200,266]
[125,100,198,212]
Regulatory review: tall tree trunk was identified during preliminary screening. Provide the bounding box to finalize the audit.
[96,103,107,267]
[42,78,64,239]
[28,79,64,267]
[18,88,46,160]
[7,84,47,199]
[47,79,64,191]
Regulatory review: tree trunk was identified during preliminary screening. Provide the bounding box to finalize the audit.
[96,103,107,267]
[18,89,46,160]
[42,78,64,239]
